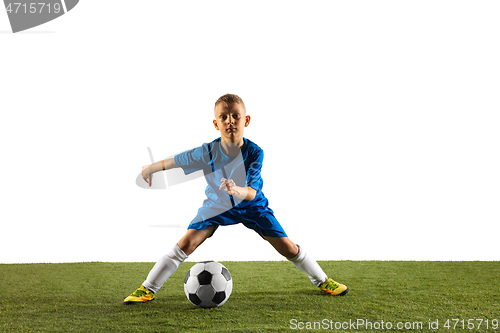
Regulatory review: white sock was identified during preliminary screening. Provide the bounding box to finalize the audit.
[142,244,188,293]
[288,244,327,287]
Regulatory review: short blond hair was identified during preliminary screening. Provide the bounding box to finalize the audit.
[214,94,246,110]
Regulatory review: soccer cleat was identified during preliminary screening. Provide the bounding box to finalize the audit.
[319,278,349,296]
[123,285,155,304]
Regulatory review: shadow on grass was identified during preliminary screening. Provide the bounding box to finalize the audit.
[116,287,339,313]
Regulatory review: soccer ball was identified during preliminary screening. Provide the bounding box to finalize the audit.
[184,261,232,308]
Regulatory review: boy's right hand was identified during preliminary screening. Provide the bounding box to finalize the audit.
[142,165,153,187]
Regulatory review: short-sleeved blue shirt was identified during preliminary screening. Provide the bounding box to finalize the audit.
[173,137,287,238]
[174,137,269,211]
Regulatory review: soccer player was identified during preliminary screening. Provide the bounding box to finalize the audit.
[123,94,348,304]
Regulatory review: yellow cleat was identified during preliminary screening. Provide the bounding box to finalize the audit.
[319,278,349,296]
[123,285,155,304]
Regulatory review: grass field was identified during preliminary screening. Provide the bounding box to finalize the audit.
[0,261,498,332]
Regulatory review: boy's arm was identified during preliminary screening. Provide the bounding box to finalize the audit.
[142,158,178,187]
[219,178,257,201]
[240,186,257,201]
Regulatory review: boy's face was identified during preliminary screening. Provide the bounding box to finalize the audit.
[213,102,251,143]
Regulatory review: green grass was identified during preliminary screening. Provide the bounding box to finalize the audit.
[0,261,499,332]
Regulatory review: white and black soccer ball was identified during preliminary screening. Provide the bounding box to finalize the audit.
[184,261,232,308]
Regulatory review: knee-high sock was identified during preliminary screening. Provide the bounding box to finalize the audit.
[143,244,188,293]
[288,244,327,287]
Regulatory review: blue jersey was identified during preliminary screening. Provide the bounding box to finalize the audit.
[174,137,287,238]
[174,137,269,211]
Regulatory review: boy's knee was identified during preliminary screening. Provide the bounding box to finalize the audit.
[265,236,299,259]
[284,243,299,259]
[178,227,214,255]
[178,240,194,256]
[178,236,200,255]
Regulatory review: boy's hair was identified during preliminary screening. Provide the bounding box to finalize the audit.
[215,94,246,110]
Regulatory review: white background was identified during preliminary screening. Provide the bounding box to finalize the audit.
[1,1,499,263]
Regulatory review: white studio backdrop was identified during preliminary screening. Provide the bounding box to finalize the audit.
[1,1,499,264]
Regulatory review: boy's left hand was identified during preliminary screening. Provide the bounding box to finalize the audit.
[219,178,241,196]
[142,165,153,187]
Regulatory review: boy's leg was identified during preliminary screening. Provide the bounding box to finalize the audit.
[141,244,188,293]
[264,236,348,296]
[264,236,326,286]
[177,227,215,256]
[263,236,299,258]
[124,226,214,304]
[143,227,215,292]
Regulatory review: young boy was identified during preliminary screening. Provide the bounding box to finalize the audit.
[124,94,348,304]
